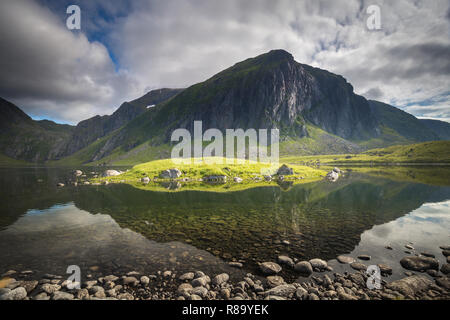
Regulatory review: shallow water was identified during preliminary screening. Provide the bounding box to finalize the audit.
[0,167,449,283]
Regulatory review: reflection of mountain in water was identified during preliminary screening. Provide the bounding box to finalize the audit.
[71,173,450,274]
[0,203,247,280]
[1,168,449,280]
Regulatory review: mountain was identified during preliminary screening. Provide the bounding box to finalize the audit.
[82,50,382,162]
[420,119,450,140]
[0,97,74,162]
[56,88,182,158]
[0,89,182,162]
[0,49,448,165]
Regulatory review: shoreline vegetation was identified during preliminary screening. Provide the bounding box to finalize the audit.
[1,246,449,300]
[0,141,448,168]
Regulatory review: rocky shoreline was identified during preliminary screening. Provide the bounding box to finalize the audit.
[1,247,449,301]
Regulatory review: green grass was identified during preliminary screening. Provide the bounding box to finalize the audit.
[93,157,327,192]
[0,154,33,166]
[47,136,109,166]
[282,141,450,165]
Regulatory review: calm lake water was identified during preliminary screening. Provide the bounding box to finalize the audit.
[0,167,449,283]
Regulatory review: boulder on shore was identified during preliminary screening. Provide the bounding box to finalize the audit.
[259,262,282,275]
[326,170,339,182]
[159,168,182,179]
[277,165,294,176]
[294,261,313,276]
[103,170,122,177]
[386,275,432,296]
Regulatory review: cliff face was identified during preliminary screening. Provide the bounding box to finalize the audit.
[153,50,380,140]
[89,50,382,159]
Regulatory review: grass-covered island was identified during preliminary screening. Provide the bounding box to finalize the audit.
[91,157,327,192]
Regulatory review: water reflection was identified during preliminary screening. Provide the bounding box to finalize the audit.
[0,202,246,281]
[0,167,449,282]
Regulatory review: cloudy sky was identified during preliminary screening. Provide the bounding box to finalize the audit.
[0,0,449,124]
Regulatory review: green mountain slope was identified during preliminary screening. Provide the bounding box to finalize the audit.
[420,119,450,140]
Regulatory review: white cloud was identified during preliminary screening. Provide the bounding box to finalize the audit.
[0,0,142,124]
[0,0,449,123]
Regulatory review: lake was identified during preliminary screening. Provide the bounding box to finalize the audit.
[0,166,449,284]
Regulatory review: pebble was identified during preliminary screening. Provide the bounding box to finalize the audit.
[294,261,313,276]
[140,276,150,286]
[228,262,243,268]
[337,255,355,264]
[123,277,139,286]
[309,258,328,271]
[350,262,367,271]
[441,264,450,275]
[0,287,27,300]
[378,264,393,275]
[266,276,286,288]
[277,255,294,268]
[259,262,282,275]
[52,291,74,300]
[192,276,209,287]
[212,273,229,286]
[179,272,195,281]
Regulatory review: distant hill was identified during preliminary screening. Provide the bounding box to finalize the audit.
[0,97,74,162]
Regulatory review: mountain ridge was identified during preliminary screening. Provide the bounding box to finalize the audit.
[0,49,449,165]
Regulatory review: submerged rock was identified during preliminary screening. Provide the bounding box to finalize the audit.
[400,256,439,271]
[350,262,367,271]
[337,255,355,264]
